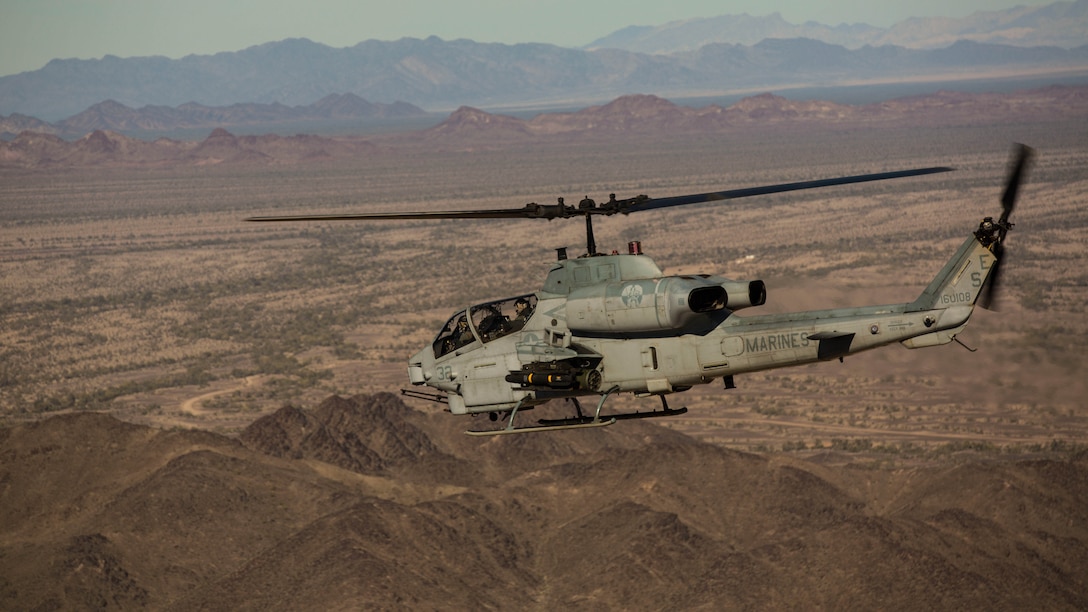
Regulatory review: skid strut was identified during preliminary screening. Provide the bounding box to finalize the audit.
[466,387,688,436]
[539,392,687,427]
[466,387,621,436]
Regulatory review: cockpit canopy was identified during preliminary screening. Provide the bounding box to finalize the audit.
[433,293,538,358]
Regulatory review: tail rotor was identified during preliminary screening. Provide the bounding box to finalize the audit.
[978,143,1034,310]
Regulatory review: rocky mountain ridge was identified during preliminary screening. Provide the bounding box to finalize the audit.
[2,393,1086,609]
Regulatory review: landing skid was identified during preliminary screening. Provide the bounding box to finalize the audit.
[465,417,616,437]
[538,394,687,427]
[465,388,686,436]
[538,406,687,427]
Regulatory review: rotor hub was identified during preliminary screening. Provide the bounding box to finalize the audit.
[974,216,1011,247]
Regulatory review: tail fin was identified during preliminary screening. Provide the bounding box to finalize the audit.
[905,143,1029,345]
[908,232,998,313]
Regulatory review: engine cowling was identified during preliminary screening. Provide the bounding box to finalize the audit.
[565,276,727,333]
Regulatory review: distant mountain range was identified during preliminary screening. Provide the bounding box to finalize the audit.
[2,38,1086,124]
[0,93,426,139]
[586,0,1088,53]
[1,2,1086,121]
[5,86,1085,168]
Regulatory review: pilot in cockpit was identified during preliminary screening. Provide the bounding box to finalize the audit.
[455,315,473,344]
[513,298,533,325]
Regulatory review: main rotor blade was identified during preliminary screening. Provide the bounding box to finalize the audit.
[626,166,954,213]
[1000,143,1034,224]
[245,208,536,222]
[245,165,954,223]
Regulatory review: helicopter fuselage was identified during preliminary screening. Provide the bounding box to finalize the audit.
[247,145,1030,434]
[407,232,994,417]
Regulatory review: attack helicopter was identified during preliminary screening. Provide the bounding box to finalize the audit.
[247,144,1032,435]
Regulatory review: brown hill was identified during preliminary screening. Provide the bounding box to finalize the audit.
[2,393,1086,609]
[0,94,427,139]
[523,86,1088,135]
[419,105,534,143]
[528,94,718,134]
[240,394,472,483]
[52,94,428,134]
[0,112,55,137]
[0,127,379,167]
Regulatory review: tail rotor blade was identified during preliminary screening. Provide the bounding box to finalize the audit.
[981,144,1033,310]
[1000,143,1033,225]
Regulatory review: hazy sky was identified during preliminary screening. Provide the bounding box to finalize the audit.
[0,0,1060,77]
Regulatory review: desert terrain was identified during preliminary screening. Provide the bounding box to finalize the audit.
[1,96,1087,607]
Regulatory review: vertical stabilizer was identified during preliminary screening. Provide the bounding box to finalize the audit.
[908,235,997,312]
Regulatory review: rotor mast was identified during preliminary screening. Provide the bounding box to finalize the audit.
[584,212,597,256]
[576,194,622,257]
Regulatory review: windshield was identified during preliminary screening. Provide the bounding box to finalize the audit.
[433,310,475,358]
[432,294,537,358]
[470,294,537,343]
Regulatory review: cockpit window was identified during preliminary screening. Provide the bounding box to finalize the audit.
[433,311,476,358]
[471,294,537,343]
[432,295,538,358]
